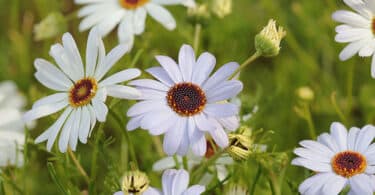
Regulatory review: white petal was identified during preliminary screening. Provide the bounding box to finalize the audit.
[58,109,76,153]
[203,103,239,118]
[298,173,334,194]
[91,98,108,122]
[182,185,205,195]
[32,93,68,109]
[343,0,372,19]
[339,39,368,61]
[69,107,81,151]
[133,8,147,35]
[192,52,216,85]
[152,156,180,171]
[96,9,125,37]
[171,169,189,195]
[371,53,375,78]
[209,119,229,148]
[79,106,91,144]
[203,62,239,91]
[335,29,372,43]
[330,122,348,151]
[106,85,142,100]
[194,113,216,131]
[126,115,143,131]
[206,80,243,103]
[155,55,182,83]
[86,27,102,77]
[178,44,195,82]
[129,79,169,91]
[293,148,331,163]
[99,69,141,87]
[317,133,339,153]
[217,116,239,131]
[95,44,130,81]
[291,157,332,172]
[146,3,176,30]
[23,100,68,122]
[49,44,81,81]
[34,58,72,88]
[146,67,174,86]
[349,174,373,195]
[299,140,335,158]
[358,39,375,57]
[118,13,135,48]
[62,33,84,79]
[34,71,69,91]
[355,125,375,153]
[163,118,185,155]
[332,10,371,28]
[127,100,168,117]
[143,187,162,195]
[348,127,360,150]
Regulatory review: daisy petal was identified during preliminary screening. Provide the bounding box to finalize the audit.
[203,62,239,91]
[99,69,141,86]
[178,44,195,82]
[192,52,216,85]
[204,103,238,118]
[23,100,68,122]
[106,85,141,100]
[155,55,182,83]
[146,3,176,30]
[330,122,348,151]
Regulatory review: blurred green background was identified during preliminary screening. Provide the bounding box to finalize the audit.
[0,0,374,194]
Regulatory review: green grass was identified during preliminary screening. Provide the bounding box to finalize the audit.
[0,0,373,194]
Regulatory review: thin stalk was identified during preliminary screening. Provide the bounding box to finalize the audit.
[173,155,181,169]
[191,150,224,183]
[303,104,316,139]
[68,148,90,184]
[250,164,262,195]
[346,62,354,123]
[331,92,348,126]
[202,174,232,194]
[193,23,202,54]
[182,156,189,170]
[151,136,164,157]
[230,51,261,79]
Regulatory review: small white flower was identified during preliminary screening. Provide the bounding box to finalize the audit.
[332,0,375,78]
[115,169,205,195]
[292,122,375,195]
[0,81,28,167]
[152,143,233,185]
[23,28,141,153]
[127,44,243,156]
[75,0,195,49]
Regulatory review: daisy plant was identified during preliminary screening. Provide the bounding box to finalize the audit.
[332,0,375,78]
[75,0,196,49]
[126,44,243,156]
[292,122,375,195]
[23,28,142,153]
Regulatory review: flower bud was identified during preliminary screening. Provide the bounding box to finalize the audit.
[255,19,286,57]
[296,86,314,102]
[212,0,232,18]
[34,12,67,41]
[188,3,211,20]
[224,184,249,195]
[121,170,149,195]
[227,126,253,161]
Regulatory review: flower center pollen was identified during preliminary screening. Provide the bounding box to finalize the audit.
[167,83,207,116]
[69,78,98,108]
[331,151,367,178]
[119,0,149,9]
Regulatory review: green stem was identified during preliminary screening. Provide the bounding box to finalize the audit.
[346,62,354,123]
[303,103,316,139]
[331,92,348,126]
[173,155,181,169]
[193,23,202,54]
[182,156,189,170]
[250,164,262,195]
[202,173,232,194]
[191,150,224,183]
[68,148,90,184]
[230,51,261,79]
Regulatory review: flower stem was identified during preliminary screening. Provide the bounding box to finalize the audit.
[230,51,261,79]
[330,92,348,126]
[67,148,90,184]
[191,150,224,183]
[250,164,262,195]
[193,23,202,54]
[346,62,354,123]
[303,103,316,139]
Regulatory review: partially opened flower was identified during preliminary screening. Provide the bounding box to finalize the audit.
[127,44,243,156]
[115,169,204,195]
[332,0,375,78]
[23,28,141,153]
[292,122,375,195]
[75,0,195,49]
[0,81,28,167]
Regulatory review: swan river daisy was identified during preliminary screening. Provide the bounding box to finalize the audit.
[23,28,141,153]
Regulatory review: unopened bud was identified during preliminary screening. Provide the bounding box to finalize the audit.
[296,86,314,102]
[121,170,149,195]
[227,126,253,161]
[255,19,286,57]
[212,0,232,18]
[34,12,67,41]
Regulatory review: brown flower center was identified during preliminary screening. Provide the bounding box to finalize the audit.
[69,78,98,108]
[372,18,375,35]
[331,151,367,178]
[167,83,206,116]
[205,140,218,159]
[119,0,149,9]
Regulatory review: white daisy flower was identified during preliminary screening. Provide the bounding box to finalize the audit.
[332,0,375,78]
[126,44,243,156]
[152,142,233,185]
[114,169,205,195]
[75,0,196,49]
[23,28,142,153]
[292,122,375,195]
[0,81,28,167]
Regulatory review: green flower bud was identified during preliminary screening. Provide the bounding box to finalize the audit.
[255,19,286,57]
[34,12,67,41]
[296,86,315,102]
[227,126,253,161]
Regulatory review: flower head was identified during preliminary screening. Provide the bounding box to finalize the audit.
[332,0,375,78]
[121,170,150,194]
[23,28,141,153]
[292,122,375,194]
[75,0,195,49]
[127,44,243,156]
[255,19,286,57]
[227,126,253,161]
[0,81,28,167]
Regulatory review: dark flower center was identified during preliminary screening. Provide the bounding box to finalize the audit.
[372,18,375,35]
[331,151,367,178]
[205,140,218,159]
[167,83,207,116]
[119,0,149,9]
[69,78,97,107]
